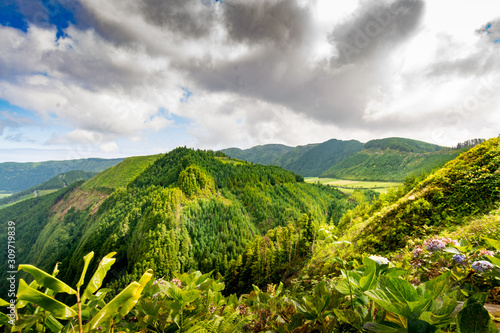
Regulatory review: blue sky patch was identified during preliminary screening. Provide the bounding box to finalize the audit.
[0,2,28,32]
[180,87,193,103]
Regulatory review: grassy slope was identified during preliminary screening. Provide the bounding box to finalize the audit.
[320,149,461,181]
[341,137,500,254]
[81,154,162,190]
[304,138,500,279]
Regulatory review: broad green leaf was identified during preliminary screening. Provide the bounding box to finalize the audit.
[379,277,418,303]
[85,281,139,331]
[484,237,500,250]
[45,315,64,332]
[166,285,183,302]
[408,296,435,318]
[487,256,500,266]
[417,272,450,299]
[443,247,461,254]
[334,309,362,328]
[15,280,39,309]
[365,289,410,318]
[16,279,77,319]
[118,269,153,318]
[77,251,94,288]
[18,265,76,295]
[81,252,116,302]
[360,257,378,291]
[384,268,407,278]
[407,317,437,333]
[457,302,498,333]
[0,312,11,325]
[363,321,407,332]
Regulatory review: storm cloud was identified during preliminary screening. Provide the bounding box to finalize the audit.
[1,0,499,160]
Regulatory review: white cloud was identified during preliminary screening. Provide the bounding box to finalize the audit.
[1,0,500,161]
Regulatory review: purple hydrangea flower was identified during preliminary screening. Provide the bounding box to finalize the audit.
[452,254,467,265]
[471,260,494,272]
[425,239,446,252]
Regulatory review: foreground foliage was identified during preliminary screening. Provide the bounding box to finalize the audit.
[2,236,499,332]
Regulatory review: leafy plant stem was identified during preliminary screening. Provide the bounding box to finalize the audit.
[77,288,82,333]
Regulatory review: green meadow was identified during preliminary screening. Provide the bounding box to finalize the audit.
[305,177,401,193]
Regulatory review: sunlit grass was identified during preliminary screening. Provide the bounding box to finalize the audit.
[305,177,401,194]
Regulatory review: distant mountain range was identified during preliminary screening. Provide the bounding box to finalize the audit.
[222,137,463,181]
[0,170,97,208]
[0,158,125,193]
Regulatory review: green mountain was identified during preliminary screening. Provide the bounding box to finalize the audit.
[0,148,350,296]
[0,170,97,208]
[280,139,364,177]
[221,144,293,165]
[320,137,460,181]
[222,139,363,177]
[0,157,125,193]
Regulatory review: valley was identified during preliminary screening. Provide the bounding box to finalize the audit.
[1,137,499,332]
[305,177,402,194]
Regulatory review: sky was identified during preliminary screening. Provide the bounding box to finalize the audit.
[0,0,499,162]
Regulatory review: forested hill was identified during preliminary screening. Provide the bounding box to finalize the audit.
[0,148,351,296]
[320,138,460,181]
[222,139,363,177]
[0,157,124,193]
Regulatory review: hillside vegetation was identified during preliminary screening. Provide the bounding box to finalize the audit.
[0,157,124,193]
[223,137,462,181]
[223,139,363,177]
[5,139,500,333]
[309,137,500,268]
[0,148,352,298]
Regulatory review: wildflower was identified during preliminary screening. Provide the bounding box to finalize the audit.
[471,260,494,272]
[410,258,425,269]
[153,278,166,285]
[424,239,446,252]
[171,278,182,288]
[369,255,390,265]
[236,304,247,315]
[413,246,423,257]
[452,254,467,265]
[152,291,161,298]
[478,249,495,257]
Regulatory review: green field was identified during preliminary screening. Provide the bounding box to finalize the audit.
[0,193,11,199]
[305,177,401,194]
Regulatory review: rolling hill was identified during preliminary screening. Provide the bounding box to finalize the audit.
[222,137,461,181]
[222,139,364,177]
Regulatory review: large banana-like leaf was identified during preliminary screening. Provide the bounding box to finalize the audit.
[81,252,116,302]
[18,265,76,295]
[77,251,94,289]
[85,281,140,331]
[118,269,153,318]
[16,279,77,319]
